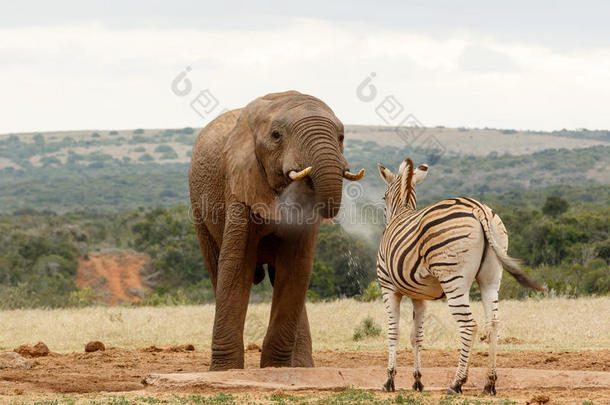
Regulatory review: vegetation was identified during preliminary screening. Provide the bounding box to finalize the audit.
[352,316,382,341]
[0,186,608,309]
[0,128,608,309]
[0,390,521,404]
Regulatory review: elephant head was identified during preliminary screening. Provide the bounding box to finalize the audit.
[224,91,364,221]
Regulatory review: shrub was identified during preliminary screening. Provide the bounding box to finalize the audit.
[69,286,100,307]
[353,317,381,341]
[154,145,174,153]
[359,281,381,302]
[159,150,179,160]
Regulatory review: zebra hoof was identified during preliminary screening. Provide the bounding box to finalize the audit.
[382,378,395,392]
[412,380,424,392]
[382,368,396,392]
[483,383,496,395]
[446,384,462,395]
[483,373,497,395]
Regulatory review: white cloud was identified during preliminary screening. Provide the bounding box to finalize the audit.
[1,18,610,133]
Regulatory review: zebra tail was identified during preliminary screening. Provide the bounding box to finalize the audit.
[491,247,545,291]
[477,208,546,292]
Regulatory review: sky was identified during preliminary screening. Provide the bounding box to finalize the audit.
[1,0,610,134]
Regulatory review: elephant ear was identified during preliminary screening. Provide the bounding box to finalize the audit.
[224,99,279,221]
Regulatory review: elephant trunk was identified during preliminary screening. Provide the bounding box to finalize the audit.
[294,118,344,219]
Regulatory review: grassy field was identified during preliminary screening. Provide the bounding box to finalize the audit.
[1,297,608,353]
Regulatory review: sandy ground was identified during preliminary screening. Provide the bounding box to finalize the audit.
[0,348,608,404]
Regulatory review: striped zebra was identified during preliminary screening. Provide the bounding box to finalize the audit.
[376,157,543,395]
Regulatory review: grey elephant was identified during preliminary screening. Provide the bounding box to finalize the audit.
[188,90,364,370]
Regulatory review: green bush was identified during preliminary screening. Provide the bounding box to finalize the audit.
[69,286,100,307]
[353,317,381,341]
[359,281,381,302]
[154,145,174,153]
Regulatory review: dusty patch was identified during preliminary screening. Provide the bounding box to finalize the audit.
[76,251,149,304]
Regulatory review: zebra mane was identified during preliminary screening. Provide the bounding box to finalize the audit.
[399,158,414,208]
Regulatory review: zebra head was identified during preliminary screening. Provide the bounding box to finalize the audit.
[377,158,429,221]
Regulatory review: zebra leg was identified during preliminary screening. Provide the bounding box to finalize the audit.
[382,288,402,392]
[411,299,426,392]
[480,285,500,395]
[444,287,477,395]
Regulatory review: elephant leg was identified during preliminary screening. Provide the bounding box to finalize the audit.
[261,228,317,368]
[210,203,255,370]
[194,221,220,290]
[292,304,314,367]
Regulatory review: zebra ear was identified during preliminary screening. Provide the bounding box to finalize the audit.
[377,163,396,184]
[412,164,429,185]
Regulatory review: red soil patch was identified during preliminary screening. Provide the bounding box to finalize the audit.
[76,251,149,305]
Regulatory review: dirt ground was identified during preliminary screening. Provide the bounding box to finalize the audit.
[76,252,150,305]
[0,347,608,404]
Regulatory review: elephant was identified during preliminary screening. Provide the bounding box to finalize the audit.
[188,90,364,370]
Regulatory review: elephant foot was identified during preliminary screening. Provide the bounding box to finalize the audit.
[291,354,314,367]
[382,368,396,392]
[483,371,497,395]
[209,360,243,371]
[412,370,424,392]
[210,349,244,371]
[260,349,292,368]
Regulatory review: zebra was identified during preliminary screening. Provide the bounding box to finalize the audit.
[376,157,543,395]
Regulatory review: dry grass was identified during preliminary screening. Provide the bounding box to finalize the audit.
[0,297,608,353]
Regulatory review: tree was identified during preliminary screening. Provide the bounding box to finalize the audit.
[309,260,335,298]
[542,196,569,217]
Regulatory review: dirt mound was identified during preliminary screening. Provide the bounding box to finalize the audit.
[526,394,551,404]
[85,341,105,353]
[76,251,150,305]
[246,343,262,352]
[14,342,50,358]
[141,344,195,353]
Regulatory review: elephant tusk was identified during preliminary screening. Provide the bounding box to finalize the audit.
[343,168,365,181]
[288,166,312,180]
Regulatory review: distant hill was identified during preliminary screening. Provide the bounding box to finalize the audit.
[0,126,609,213]
[1,126,609,171]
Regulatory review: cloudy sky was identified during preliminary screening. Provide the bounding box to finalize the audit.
[1,0,610,133]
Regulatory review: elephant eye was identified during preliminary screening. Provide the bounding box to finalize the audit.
[338,134,344,143]
[271,130,282,141]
